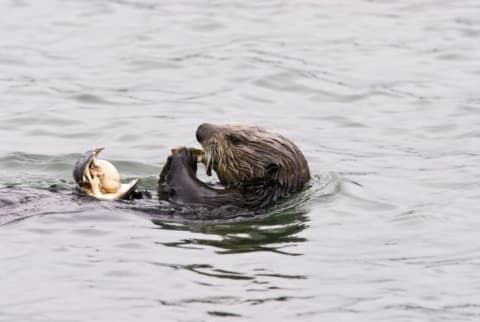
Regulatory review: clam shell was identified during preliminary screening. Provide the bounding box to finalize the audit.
[72,148,139,200]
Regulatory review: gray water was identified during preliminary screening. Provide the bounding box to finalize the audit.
[1,0,480,321]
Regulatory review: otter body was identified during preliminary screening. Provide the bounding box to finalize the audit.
[158,123,310,209]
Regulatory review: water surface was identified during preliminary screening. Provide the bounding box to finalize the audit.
[1,0,480,321]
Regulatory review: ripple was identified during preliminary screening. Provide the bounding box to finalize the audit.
[208,311,242,317]
[71,93,115,105]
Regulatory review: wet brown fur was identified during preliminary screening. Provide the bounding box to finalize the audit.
[197,124,310,208]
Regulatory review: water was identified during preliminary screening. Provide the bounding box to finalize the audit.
[1,0,480,321]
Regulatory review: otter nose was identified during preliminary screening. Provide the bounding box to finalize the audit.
[196,123,216,143]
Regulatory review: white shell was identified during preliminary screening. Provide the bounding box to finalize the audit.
[93,159,122,193]
[80,151,138,200]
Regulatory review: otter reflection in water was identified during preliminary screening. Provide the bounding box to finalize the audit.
[157,123,310,210]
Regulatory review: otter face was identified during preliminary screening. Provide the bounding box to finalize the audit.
[196,123,310,192]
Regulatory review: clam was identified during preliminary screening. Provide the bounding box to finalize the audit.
[73,148,139,200]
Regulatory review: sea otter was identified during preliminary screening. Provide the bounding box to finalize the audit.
[158,123,310,209]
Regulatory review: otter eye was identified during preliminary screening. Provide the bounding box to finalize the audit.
[228,135,242,145]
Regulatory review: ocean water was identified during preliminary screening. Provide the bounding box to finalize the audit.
[1,0,480,321]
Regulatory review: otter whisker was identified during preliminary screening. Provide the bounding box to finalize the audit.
[203,140,217,177]
[205,154,213,176]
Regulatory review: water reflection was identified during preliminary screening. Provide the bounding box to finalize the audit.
[148,174,338,255]
[150,261,256,280]
[152,209,308,255]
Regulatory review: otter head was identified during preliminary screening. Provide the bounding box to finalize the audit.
[196,123,310,193]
